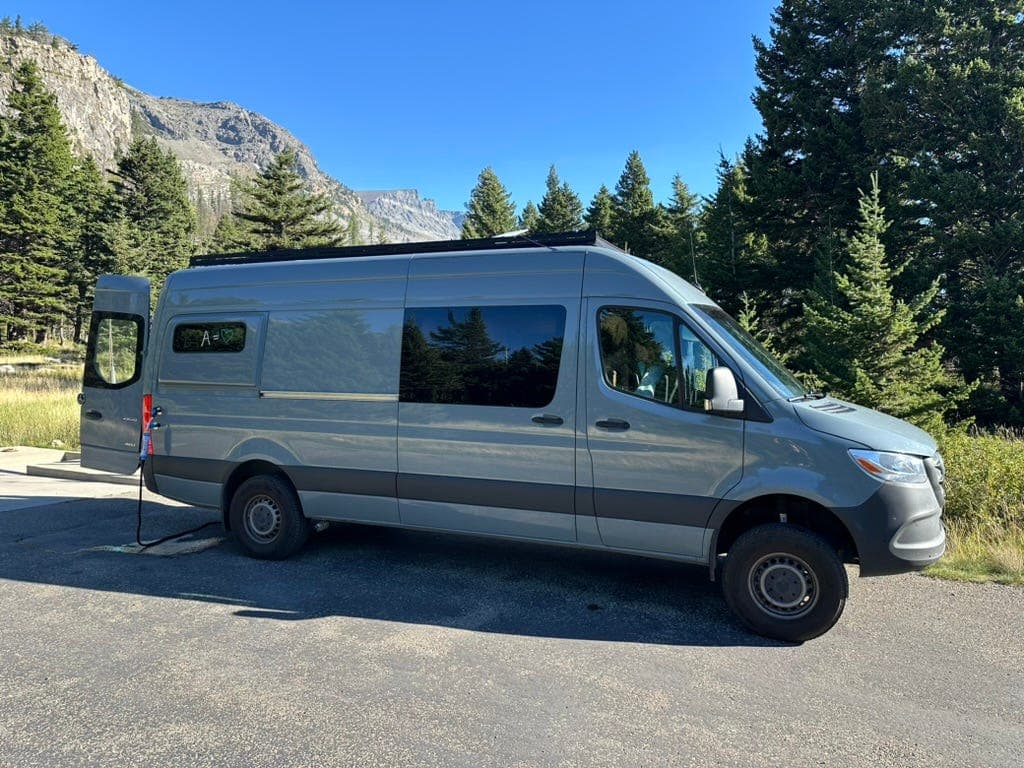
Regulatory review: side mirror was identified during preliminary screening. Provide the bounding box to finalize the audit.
[705,367,745,414]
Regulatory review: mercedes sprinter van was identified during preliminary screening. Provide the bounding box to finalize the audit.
[80,232,946,641]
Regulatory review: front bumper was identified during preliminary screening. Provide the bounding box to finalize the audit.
[834,480,946,577]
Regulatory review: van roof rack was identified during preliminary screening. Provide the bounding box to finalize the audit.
[189,229,619,268]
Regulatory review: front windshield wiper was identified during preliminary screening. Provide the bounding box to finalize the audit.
[787,392,828,402]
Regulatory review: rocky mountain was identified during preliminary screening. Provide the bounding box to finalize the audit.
[0,31,463,244]
[358,189,464,240]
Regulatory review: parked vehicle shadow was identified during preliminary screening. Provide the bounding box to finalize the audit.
[0,497,780,648]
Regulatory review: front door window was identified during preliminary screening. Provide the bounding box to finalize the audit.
[598,306,722,410]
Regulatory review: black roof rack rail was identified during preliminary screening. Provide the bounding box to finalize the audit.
[189,229,619,268]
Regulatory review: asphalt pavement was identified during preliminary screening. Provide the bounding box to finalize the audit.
[0,460,1021,767]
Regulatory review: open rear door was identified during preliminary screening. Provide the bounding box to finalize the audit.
[80,275,150,474]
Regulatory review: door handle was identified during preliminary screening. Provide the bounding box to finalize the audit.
[595,418,630,430]
[84,410,102,420]
[531,414,564,425]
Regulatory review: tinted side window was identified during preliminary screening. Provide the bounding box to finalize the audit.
[172,322,246,353]
[159,314,263,389]
[84,312,143,389]
[598,307,723,412]
[599,308,678,405]
[400,305,566,407]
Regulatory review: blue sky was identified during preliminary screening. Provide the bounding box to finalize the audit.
[11,1,777,214]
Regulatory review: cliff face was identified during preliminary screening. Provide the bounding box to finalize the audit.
[127,91,363,230]
[0,34,131,170]
[0,33,462,244]
[358,189,465,241]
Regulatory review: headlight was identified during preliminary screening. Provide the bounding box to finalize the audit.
[848,450,928,485]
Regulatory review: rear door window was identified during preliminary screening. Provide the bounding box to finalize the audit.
[83,313,143,389]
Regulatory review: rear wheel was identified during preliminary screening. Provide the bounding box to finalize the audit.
[722,523,847,642]
[229,475,310,559]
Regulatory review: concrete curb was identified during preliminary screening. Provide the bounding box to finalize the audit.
[26,459,138,486]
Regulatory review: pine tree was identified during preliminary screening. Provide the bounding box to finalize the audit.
[231,149,341,251]
[114,137,197,296]
[874,0,1024,424]
[744,0,883,299]
[609,150,660,255]
[518,201,539,232]
[534,165,584,233]
[661,174,701,278]
[743,0,1024,425]
[737,291,787,362]
[208,208,253,254]
[66,155,118,342]
[698,154,771,315]
[461,167,516,238]
[0,60,74,342]
[584,184,614,236]
[345,213,362,245]
[802,174,969,433]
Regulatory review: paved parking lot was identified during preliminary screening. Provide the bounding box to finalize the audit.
[0,463,1022,767]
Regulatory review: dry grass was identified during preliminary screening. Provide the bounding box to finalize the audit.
[0,361,83,449]
[926,521,1024,586]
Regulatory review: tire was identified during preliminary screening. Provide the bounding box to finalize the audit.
[722,523,848,643]
[228,475,310,560]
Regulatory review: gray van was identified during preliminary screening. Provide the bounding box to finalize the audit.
[79,232,946,641]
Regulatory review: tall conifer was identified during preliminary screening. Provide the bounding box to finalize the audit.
[584,185,614,236]
[114,137,197,297]
[534,165,583,233]
[66,155,118,342]
[461,167,516,238]
[518,201,539,232]
[609,151,659,255]
[0,60,74,340]
[802,175,969,433]
[230,149,341,251]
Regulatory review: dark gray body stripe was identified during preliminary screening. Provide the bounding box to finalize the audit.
[152,455,717,527]
[397,473,574,516]
[290,466,396,497]
[153,455,234,483]
[594,488,716,528]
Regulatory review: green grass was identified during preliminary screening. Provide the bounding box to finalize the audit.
[925,428,1024,585]
[0,354,83,449]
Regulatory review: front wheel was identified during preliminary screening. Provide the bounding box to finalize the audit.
[722,523,848,642]
[229,475,310,559]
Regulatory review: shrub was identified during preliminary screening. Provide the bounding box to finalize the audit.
[940,429,1024,532]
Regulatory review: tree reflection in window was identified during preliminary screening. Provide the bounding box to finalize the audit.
[400,306,566,407]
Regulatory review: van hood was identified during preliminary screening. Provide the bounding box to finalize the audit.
[791,398,938,457]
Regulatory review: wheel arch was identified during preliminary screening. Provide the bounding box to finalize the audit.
[709,494,859,580]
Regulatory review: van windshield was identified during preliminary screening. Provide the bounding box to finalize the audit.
[692,305,807,400]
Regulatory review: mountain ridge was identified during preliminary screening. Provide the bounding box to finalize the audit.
[0,32,463,243]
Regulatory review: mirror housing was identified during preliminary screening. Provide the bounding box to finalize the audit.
[705,367,745,414]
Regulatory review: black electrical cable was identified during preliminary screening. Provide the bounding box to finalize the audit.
[135,463,217,549]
